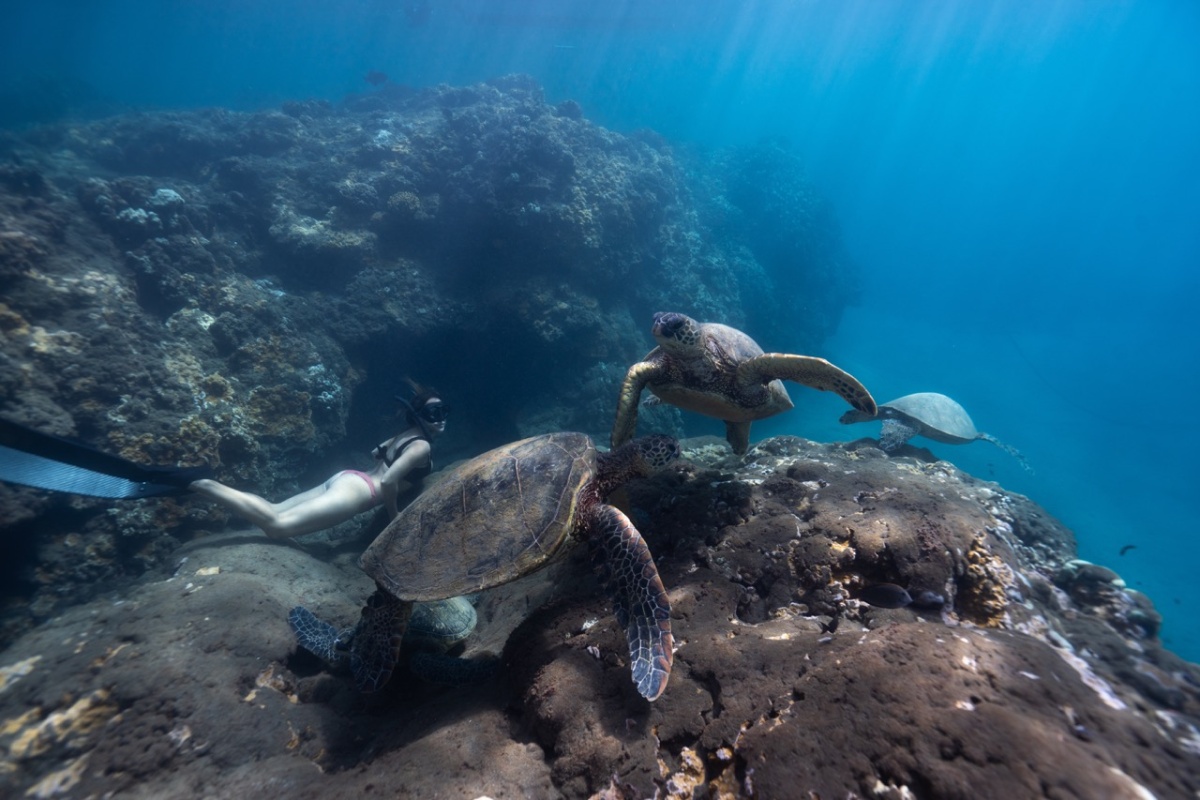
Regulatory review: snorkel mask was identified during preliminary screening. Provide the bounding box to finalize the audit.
[395,394,449,438]
[418,401,448,423]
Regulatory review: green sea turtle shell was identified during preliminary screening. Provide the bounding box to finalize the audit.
[650,322,791,420]
[884,393,980,444]
[360,431,595,602]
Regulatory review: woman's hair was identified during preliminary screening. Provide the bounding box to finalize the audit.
[402,377,443,423]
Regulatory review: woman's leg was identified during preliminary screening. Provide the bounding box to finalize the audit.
[190,474,375,539]
[268,475,374,537]
[189,478,283,530]
[270,483,329,512]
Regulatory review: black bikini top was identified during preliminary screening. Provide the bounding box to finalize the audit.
[374,433,433,480]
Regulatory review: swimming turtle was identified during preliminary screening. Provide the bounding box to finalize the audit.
[290,432,680,700]
[839,391,1033,472]
[612,312,877,455]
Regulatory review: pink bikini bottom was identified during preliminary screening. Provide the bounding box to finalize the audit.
[339,469,378,500]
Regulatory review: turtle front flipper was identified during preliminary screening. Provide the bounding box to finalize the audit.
[588,503,674,701]
[349,584,413,693]
[612,361,661,450]
[740,354,877,416]
[289,606,351,667]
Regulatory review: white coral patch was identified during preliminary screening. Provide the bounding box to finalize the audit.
[0,656,41,695]
[1056,649,1127,710]
[1105,766,1159,800]
[1154,710,1200,756]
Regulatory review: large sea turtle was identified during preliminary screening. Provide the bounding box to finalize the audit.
[839,391,1033,472]
[612,312,876,455]
[290,432,680,700]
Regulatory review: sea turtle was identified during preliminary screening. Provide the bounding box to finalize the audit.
[404,596,477,654]
[290,432,680,700]
[612,311,877,455]
[839,391,1033,472]
[292,595,493,686]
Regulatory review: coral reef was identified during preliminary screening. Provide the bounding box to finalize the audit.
[0,77,856,634]
[0,437,1195,798]
[4,75,1188,797]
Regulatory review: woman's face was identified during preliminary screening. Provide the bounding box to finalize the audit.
[418,398,448,437]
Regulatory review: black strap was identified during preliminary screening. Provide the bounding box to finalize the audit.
[377,434,431,469]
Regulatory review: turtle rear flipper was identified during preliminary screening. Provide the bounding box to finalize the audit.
[289,606,350,666]
[740,354,876,415]
[349,586,412,693]
[724,420,752,456]
[589,503,673,701]
[978,433,1035,474]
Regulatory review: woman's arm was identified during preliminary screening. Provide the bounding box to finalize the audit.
[378,438,432,518]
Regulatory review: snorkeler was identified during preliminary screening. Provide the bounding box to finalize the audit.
[0,380,449,540]
[190,382,449,538]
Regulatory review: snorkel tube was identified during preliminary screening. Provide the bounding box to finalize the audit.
[394,395,436,441]
[394,376,447,442]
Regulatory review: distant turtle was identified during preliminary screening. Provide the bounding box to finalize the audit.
[840,392,1033,472]
[290,432,680,700]
[612,312,877,455]
[292,595,492,686]
[404,596,477,653]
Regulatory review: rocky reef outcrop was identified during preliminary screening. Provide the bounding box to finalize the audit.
[4,76,1192,798]
[0,437,1195,799]
[0,77,858,637]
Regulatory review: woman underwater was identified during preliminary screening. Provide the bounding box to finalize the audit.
[190,381,449,538]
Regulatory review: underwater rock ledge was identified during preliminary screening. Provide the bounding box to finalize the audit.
[0,76,858,637]
[0,436,1195,799]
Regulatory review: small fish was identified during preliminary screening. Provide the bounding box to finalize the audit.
[364,70,389,87]
[819,614,840,634]
[858,583,913,609]
[1119,544,1137,556]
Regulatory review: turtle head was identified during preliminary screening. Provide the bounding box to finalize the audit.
[630,433,681,472]
[651,312,702,353]
[597,434,680,494]
[839,408,877,424]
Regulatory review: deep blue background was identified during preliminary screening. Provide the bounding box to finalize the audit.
[5,0,1198,656]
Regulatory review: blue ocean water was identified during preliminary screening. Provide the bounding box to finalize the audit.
[3,1,1197,657]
